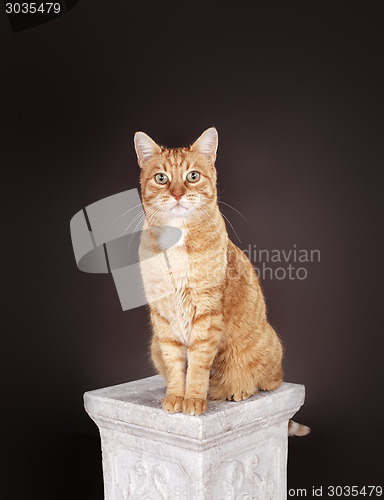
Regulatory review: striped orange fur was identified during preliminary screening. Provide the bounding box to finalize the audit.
[135,128,305,430]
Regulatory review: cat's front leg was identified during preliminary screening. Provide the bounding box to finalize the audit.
[183,314,222,415]
[151,312,187,414]
[159,337,187,413]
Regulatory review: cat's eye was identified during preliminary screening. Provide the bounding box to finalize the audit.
[154,173,169,184]
[186,171,201,183]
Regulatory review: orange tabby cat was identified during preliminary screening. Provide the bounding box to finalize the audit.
[135,128,309,436]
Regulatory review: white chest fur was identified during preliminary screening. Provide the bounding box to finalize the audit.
[162,227,193,344]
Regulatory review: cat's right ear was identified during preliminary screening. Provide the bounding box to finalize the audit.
[134,132,162,167]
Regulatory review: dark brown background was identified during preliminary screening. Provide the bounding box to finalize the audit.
[1,2,383,498]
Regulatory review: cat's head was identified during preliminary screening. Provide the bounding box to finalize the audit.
[134,128,218,225]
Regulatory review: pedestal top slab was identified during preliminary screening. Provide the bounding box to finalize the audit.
[84,376,305,449]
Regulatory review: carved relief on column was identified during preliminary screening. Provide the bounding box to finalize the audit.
[100,429,194,500]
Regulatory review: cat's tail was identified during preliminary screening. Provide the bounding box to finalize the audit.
[288,420,311,437]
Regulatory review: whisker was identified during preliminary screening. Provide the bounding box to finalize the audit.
[201,196,246,220]
[219,211,242,244]
[217,200,246,220]
[200,199,242,244]
[111,203,144,225]
[127,206,161,254]
[195,204,222,240]
[145,207,162,229]
[121,208,149,235]
[127,213,146,242]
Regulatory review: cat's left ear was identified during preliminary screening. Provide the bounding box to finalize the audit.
[191,127,218,162]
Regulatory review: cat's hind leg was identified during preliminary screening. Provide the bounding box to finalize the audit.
[208,358,260,402]
[208,324,283,401]
[257,324,283,392]
[258,365,283,392]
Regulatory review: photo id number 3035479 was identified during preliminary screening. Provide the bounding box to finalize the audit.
[288,485,382,497]
[5,2,61,14]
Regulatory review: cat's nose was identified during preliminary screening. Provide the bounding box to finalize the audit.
[172,192,183,201]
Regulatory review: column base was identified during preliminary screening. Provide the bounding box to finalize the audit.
[84,375,306,499]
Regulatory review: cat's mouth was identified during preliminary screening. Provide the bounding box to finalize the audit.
[169,202,190,216]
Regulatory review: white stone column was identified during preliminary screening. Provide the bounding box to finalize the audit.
[84,375,306,500]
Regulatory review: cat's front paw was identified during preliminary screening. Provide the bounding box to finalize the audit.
[162,395,184,414]
[182,398,208,416]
